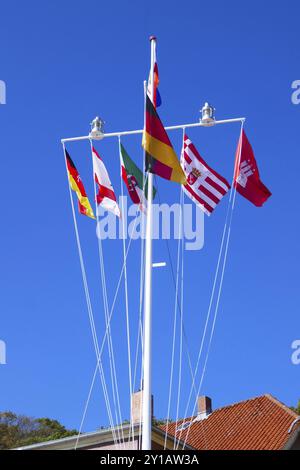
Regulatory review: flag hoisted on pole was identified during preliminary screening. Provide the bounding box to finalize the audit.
[65,149,95,219]
[58,35,272,452]
[92,146,121,217]
[147,46,161,108]
[142,95,186,184]
[120,143,155,213]
[234,130,271,207]
[181,134,231,215]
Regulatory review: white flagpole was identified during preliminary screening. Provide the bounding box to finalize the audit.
[142,35,156,451]
[60,38,247,452]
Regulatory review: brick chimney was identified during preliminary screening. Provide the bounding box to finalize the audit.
[131,391,154,424]
[197,396,212,420]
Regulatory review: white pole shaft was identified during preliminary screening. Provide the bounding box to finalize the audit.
[142,172,153,451]
[142,36,156,451]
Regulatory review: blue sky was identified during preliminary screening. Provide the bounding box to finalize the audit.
[0,0,300,432]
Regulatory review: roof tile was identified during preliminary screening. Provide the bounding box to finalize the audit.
[161,394,299,450]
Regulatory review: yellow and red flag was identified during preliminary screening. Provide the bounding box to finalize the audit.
[142,95,186,184]
[65,149,95,219]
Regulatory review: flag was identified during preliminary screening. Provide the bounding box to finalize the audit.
[147,50,161,107]
[142,95,186,184]
[65,150,95,219]
[234,130,271,207]
[92,147,121,217]
[181,135,231,216]
[120,143,156,213]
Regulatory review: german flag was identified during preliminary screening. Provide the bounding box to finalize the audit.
[65,150,95,219]
[142,95,186,184]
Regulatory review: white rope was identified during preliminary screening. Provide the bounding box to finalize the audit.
[75,188,143,442]
[136,142,149,449]
[154,176,199,401]
[64,148,117,445]
[174,187,185,449]
[90,139,126,446]
[133,188,146,447]
[97,215,140,365]
[68,197,117,447]
[182,216,232,449]
[65,116,245,450]
[61,143,118,447]
[97,213,125,446]
[176,204,230,447]
[174,129,186,448]
[133,161,146,394]
[132,201,146,448]
[132,179,146,391]
[136,202,146,449]
[177,219,229,449]
[164,181,184,449]
[181,121,245,450]
[75,362,97,449]
[118,136,134,443]
[136,80,148,450]
[128,164,148,446]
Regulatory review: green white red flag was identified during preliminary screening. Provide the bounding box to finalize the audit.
[120,143,156,213]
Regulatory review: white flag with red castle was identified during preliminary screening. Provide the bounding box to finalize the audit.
[92,147,121,217]
[181,134,230,215]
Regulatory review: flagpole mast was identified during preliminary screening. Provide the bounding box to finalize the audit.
[141,35,156,451]
[60,39,248,451]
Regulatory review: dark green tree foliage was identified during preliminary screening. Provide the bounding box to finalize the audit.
[0,411,77,449]
[291,399,300,415]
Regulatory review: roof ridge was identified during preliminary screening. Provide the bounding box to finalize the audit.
[206,394,299,417]
[171,394,298,425]
[161,394,299,450]
[264,393,299,418]
[163,395,268,427]
[211,394,267,413]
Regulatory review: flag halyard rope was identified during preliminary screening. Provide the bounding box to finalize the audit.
[90,139,126,447]
[63,115,246,450]
[181,120,245,450]
[61,142,119,447]
[74,157,149,446]
[118,135,135,444]
[164,186,184,449]
[173,132,186,447]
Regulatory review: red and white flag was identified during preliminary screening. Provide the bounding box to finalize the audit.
[181,135,231,215]
[234,130,271,207]
[92,147,121,217]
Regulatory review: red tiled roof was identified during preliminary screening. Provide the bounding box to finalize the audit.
[162,394,299,450]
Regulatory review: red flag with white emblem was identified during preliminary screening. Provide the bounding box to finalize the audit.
[234,130,271,207]
[181,134,231,215]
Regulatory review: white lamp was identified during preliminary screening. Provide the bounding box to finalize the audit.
[89,116,105,140]
[200,102,215,126]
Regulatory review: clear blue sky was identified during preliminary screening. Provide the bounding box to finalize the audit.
[0,0,299,432]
